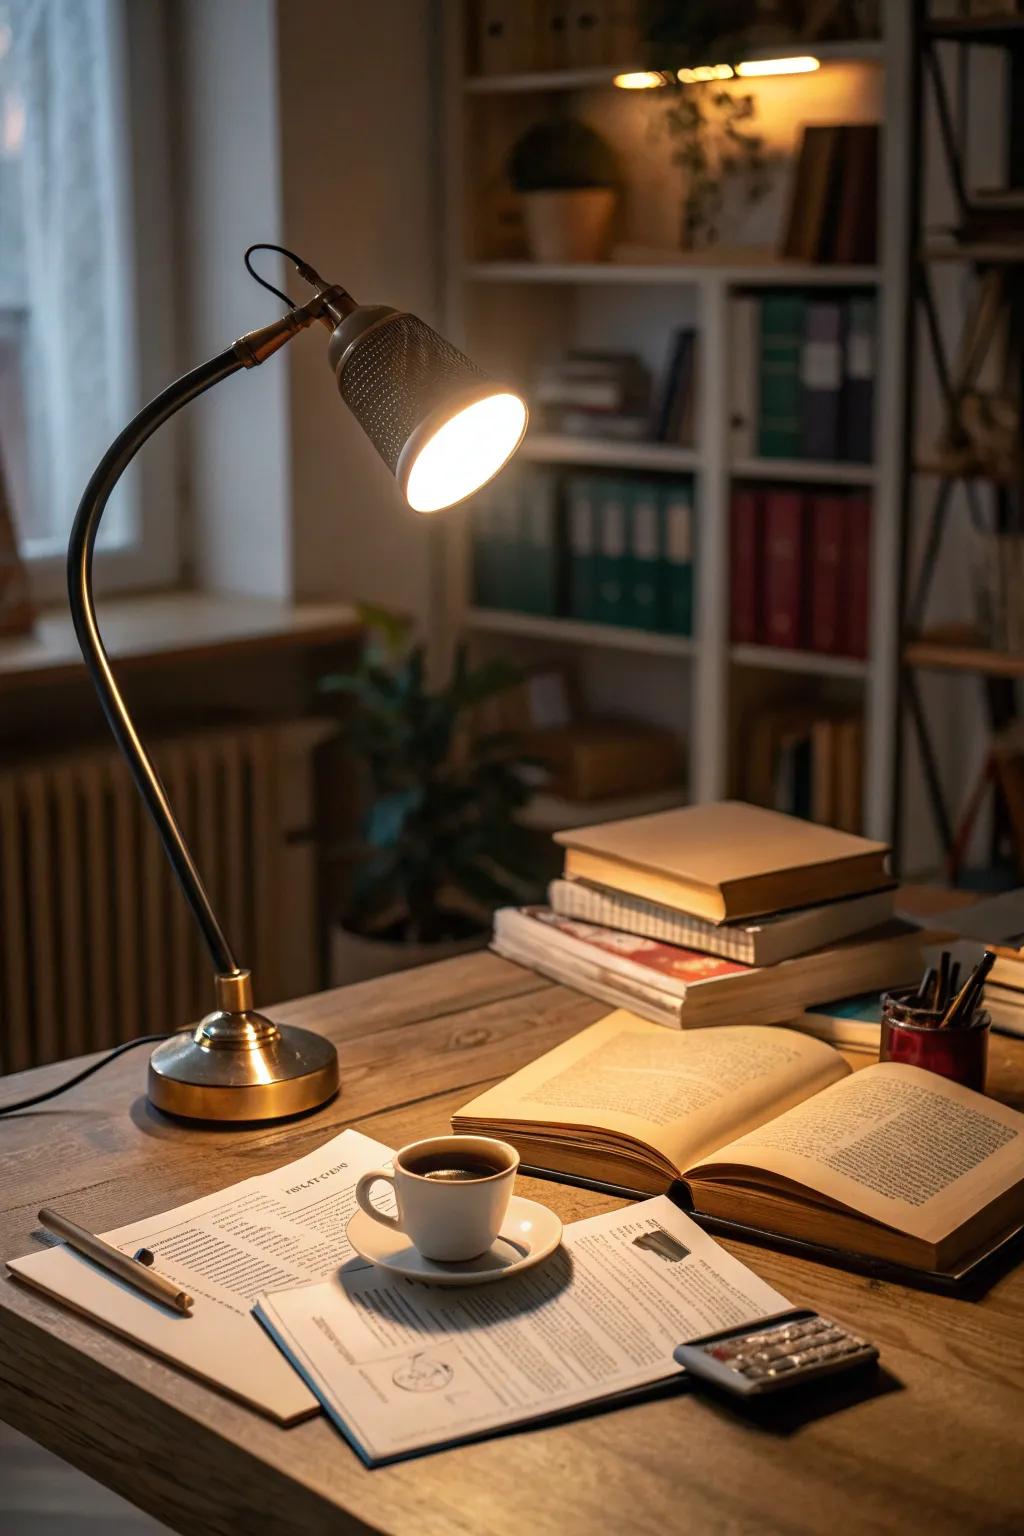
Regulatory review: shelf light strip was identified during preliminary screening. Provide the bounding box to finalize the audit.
[614,56,820,89]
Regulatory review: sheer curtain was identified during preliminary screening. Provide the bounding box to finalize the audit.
[0,0,136,559]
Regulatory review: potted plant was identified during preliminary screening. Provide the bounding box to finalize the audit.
[319,607,544,984]
[507,116,619,263]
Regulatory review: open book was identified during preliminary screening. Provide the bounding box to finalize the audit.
[454,1013,1024,1277]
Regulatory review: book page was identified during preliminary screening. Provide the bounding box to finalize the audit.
[6,1127,396,1423]
[456,1012,849,1174]
[255,1196,790,1465]
[691,1063,1024,1243]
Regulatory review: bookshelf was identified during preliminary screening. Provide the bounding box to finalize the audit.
[438,3,910,842]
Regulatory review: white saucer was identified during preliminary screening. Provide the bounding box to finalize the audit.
[345,1195,563,1286]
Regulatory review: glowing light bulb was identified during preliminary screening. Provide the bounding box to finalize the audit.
[403,392,527,513]
[735,55,820,78]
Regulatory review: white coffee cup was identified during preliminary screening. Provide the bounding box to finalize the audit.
[354,1134,519,1262]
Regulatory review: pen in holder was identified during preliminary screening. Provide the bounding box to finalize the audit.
[880,950,992,1093]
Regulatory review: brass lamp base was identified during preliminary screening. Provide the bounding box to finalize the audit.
[147,972,340,1122]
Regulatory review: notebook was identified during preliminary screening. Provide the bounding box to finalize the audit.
[453,1012,1024,1277]
[554,802,892,924]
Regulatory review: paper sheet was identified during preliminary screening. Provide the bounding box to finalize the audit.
[255,1195,790,1463]
[7,1127,395,1423]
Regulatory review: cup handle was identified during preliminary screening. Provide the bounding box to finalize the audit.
[355,1169,402,1231]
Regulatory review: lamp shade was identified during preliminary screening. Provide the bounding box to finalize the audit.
[327,306,527,511]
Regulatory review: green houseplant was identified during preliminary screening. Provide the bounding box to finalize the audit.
[507,117,619,262]
[319,607,543,982]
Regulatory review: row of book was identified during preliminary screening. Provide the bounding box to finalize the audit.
[476,1,640,76]
[732,292,876,463]
[472,469,696,635]
[780,124,879,266]
[730,485,871,658]
[745,707,864,835]
[534,337,696,448]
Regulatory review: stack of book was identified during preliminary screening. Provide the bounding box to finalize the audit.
[491,801,924,1034]
[983,945,1024,1039]
[730,483,870,657]
[731,292,876,463]
[534,352,651,442]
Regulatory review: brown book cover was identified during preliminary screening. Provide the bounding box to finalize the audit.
[553,801,891,923]
[832,123,880,263]
[781,125,842,263]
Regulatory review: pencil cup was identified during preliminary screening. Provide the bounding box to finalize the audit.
[879,986,989,1092]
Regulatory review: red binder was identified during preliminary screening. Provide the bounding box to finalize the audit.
[730,487,763,643]
[808,493,846,653]
[843,494,872,659]
[762,490,807,649]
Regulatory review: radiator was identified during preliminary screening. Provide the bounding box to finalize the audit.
[0,719,326,1072]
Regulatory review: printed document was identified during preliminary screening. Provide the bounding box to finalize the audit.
[255,1195,790,1463]
[7,1128,396,1422]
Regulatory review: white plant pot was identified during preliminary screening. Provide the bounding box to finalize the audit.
[329,923,486,987]
[522,188,616,263]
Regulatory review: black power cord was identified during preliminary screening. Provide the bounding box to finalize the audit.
[0,1034,170,1117]
[243,242,322,310]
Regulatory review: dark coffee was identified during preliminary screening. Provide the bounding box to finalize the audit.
[404,1150,506,1182]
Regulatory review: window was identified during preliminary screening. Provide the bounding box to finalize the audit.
[0,0,176,593]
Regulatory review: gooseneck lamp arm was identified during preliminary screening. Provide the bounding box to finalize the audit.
[67,349,244,977]
[66,247,526,1123]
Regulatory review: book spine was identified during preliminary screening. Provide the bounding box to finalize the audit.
[730,296,759,457]
[799,300,843,460]
[652,328,685,442]
[471,491,496,608]
[729,486,762,643]
[567,475,599,621]
[758,295,804,458]
[628,480,663,631]
[762,489,807,648]
[841,295,876,463]
[842,493,872,659]
[811,718,836,826]
[661,481,694,636]
[596,479,629,626]
[521,472,558,616]
[808,492,846,653]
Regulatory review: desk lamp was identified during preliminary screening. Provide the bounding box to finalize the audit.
[67,245,528,1122]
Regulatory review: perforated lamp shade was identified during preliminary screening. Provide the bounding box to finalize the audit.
[327,306,528,511]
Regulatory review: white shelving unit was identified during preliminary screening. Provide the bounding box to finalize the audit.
[439,4,909,840]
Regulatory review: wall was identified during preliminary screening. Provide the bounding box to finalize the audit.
[276,0,440,623]
[175,0,293,599]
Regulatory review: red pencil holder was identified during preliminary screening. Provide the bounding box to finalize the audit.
[879,986,989,1092]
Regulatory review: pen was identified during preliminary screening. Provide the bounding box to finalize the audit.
[940,951,994,1030]
[37,1207,193,1316]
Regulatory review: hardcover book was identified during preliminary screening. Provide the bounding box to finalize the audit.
[492,906,923,1029]
[553,801,892,923]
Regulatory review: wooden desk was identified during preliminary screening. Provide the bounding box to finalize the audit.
[2,954,1023,1535]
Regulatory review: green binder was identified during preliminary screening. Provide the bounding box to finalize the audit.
[758,293,804,458]
[520,470,558,616]
[662,479,694,636]
[567,475,599,621]
[490,476,522,611]
[596,478,629,627]
[628,479,663,631]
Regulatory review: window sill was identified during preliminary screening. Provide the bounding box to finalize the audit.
[0,591,362,691]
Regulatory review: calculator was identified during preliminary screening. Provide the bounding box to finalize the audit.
[673,1308,878,1397]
